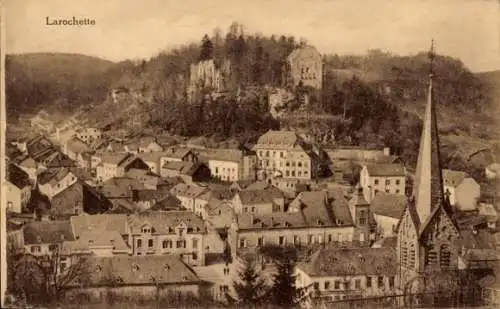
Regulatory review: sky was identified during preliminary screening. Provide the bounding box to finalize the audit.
[4,0,500,72]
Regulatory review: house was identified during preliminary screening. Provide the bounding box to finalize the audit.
[149,195,184,212]
[75,127,102,144]
[63,136,90,161]
[206,149,258,182]
[6,163,32,213]
[370,193,407,237]
[170,183,207,214]
[347,187,373,243]
[138,137,164,153]
[96,152,150,183]
[159,148,198,174]
[125,211,206,265]
[359,163,406,203]
[50,180,112,218]
[195,186,236,219]
[253,130,318,180]
[125,168,171,190]
[286,46,323,90]
[271,177,311,198]
[64,255,202,301]
[231,186,285,215]
[233,189,355,253]
[295,247,398,302]
[22,220,75,256]
[138,152,164,174]
[61,230,129,257]
[161,161,211,183]
[442,169,480,211]
[37,167,78,200]
[204,200,237,230]
[477,203,498,230]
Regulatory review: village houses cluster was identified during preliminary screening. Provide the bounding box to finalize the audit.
[5,45,500,306]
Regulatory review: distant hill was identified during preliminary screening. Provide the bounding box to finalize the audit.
[5,53,119,117]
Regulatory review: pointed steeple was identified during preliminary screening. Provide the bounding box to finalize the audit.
[412,40,446,225]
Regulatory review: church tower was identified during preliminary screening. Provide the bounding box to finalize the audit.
[396,41,460,294]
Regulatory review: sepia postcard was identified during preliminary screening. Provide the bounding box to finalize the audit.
[1,0,499,308]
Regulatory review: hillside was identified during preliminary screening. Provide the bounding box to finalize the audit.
[5,53,119,116]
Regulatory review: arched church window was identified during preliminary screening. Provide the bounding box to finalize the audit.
[440,245,451,268]
[401,245,408,266]
[409,244,415,268]
[425,245,437,266]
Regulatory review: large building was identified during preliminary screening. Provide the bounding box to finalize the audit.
[359,163,406,203]
[286,46,323,90]
[206,149,258,182]
[396,66,461,294]
[252,130,318,180]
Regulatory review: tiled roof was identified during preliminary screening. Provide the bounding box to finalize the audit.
[136,189,171,202]
[150,195,183,211]
[84,255,200,286]
[298,247,397,277]
[7,163,31,189]
[198,187,235,202]
[70,214,129,237]
[61,230,129,254]
[23,220,75,245]
[371,193,407,219]
[287,45,321,62]
[19,156,37,169]
[170,183,206,199]
[206,149,246,163]
[254,130,301,148]
[98,177,146,198]
[138,151,164,163]
[237,211,308,230]
[163,161,197,175]
[238,186,284,205]
[442,169,468,187]
[241,181,270,191]
[162,147,194,160]
[99,152,132,166]
[127,211,205,234]
[37,167,73,186]
[365,164,405,176]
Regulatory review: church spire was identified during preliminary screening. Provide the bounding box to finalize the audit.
[412,40,446,225]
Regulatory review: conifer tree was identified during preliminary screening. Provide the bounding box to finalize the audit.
[233,258,266,306]
[199,34,214,61]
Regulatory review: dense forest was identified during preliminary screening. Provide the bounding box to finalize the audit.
[6,22,499,170]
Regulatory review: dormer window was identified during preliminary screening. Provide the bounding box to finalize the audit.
[132,264,140,272]
[95,265,102,273]
[142,227,151,234]
[164,264,170,271]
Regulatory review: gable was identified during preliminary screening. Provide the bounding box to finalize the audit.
[398,208,417,242]
[420,207,459,243]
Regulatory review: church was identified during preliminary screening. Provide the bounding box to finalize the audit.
[396,44,461,294]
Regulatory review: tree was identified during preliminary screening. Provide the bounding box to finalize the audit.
[199,34,214,61]
[260,245,303,307]
[233,258,267,306]
[10,248,91,304]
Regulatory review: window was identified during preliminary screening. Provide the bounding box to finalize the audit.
[314,282,320,290]
[374,179,379,185]
[286,161,290,167]
[162,240,172,249]
[266,151,269,157]
[137,239,142,248]
[343,281,349,289]
[280,152,284,158]
[385,179,391,186]
[285,171,290,177]
[49,244,58,252]
[377,276,384,288]
[355,279,361,289]
[291,171,296,177]
[192,238,198,248]
[259,151,263,157]
[258,237,264,247]
[396,179,400,185]
[374,189,379,195]
[298,162,302,167]
[366,277,372,288]
[193,253,198,260]
[148,239,154,248]
[426,245,437,266]
[251,207,255,213]
[308,235,314,244]
[272,204,281,212]
[409,245,416,268]
[239,238,246,248]
[325,281,330,290]
[31,246,41,253]
[385,189,390,193]
[359,210,367,225]
[176,240,186,248]
[293,235,300,245]
[178,228,184,237]
[440,245,451,268]
[298,171,302,177]
[389,276,395,288]
[279,236,285,246]
[396,189,400,194]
